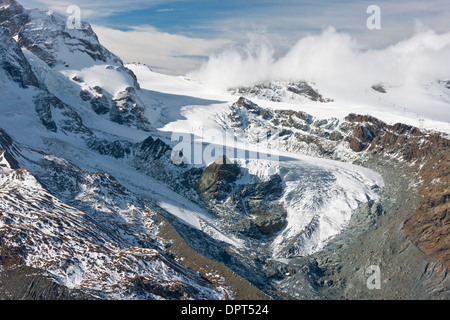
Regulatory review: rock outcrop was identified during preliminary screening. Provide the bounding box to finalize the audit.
[230,80,333,103]
[346,114,450,269]
[198,155,240,202]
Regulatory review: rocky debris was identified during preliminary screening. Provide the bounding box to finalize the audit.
[0,0,28,36]
[300,158,449,300]
[233,202,287,239]
[346,114,450,269]
[156,213,271,300]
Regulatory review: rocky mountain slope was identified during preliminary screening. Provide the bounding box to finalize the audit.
[224,97,449,268]
[0,0,265,300]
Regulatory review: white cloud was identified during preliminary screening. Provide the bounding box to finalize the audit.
[92,25,231,75]
[188,26,450,94]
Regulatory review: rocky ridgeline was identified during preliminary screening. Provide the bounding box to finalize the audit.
[0,0,119,68]
[228,97,450,271]
[0,0,152,132]
[230,80,333,103]
[342,114,449,270]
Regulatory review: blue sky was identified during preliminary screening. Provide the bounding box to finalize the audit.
[18,0,450,74]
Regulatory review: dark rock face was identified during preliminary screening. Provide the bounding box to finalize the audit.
[240,174,283,202]
[90,95,110,115]
[80,88,111,115]
[0,231,25,267]
[286,81,332,102]
[79,90,92,101]
[196,156,287,239]
[0,26,39,88]
[140,135,171,160]
[0,130,20,169]
[110,87,150,131]
[371,84,387,93]
[198,155,240,201]
[234,202,287,239]
[33,91,92,134]
[234,97,261,114]
[233,174,286,238]
[33,92,58,132]
[84,138,132,159]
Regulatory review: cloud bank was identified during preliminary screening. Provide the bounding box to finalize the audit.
[187,26,450,96]
[92,25,230,75]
